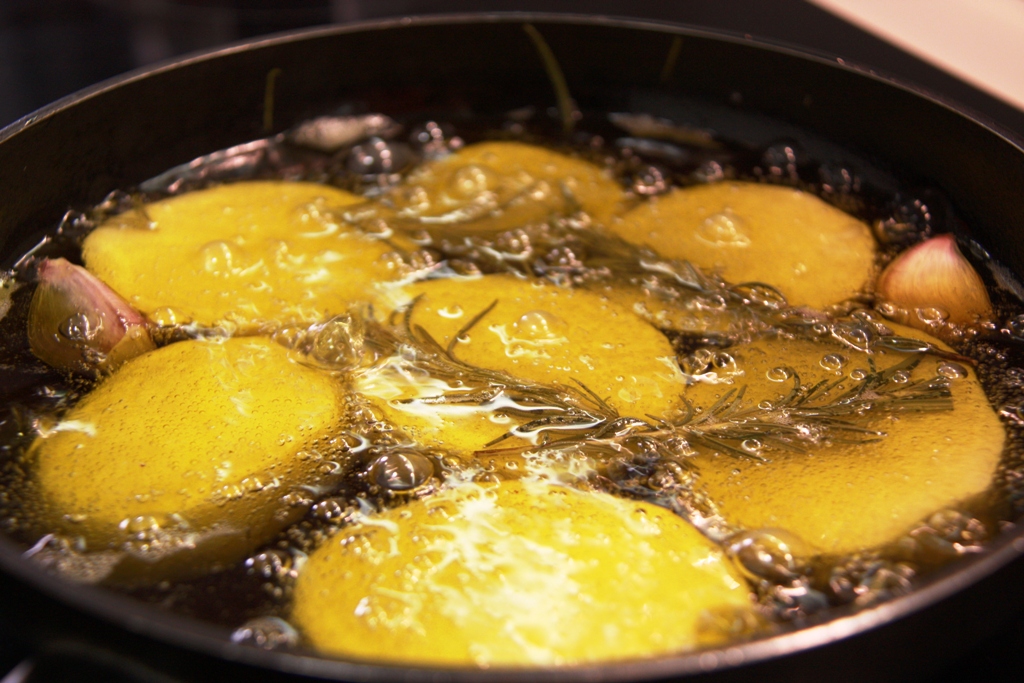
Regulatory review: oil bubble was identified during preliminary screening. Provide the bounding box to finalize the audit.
[409,120,456,155]
[851,309,885,326]
[1006,314,1024,339]
[915,307,949,325]
[646,460,693,491]
[713,352,737,370]
[448,260,482,277]
[492,228,533,257]
[690,349,714,368]
[696,211,750,248]
[405,249,441,272]
[732,283,787,309]
[81,347,107,365]
[514,310,565,341]
[58,312,100,342]
[370,450,434,491]
[854,564,914,606]
[817,162,860,196]
[346,137,413,175]
[311,497,352,523]
[120,515,162,535]
[926,509,988,543]
[936,362,968,380]
[876,301,900,318]
[874,194,933,246]
[311,314,365,370]
[231,616,299,650]
[694,159,726,183]
[830,557,916,606]
[150,306,191,327]
[910,509,988,559]
[831,323,872,352]
[281,491,313,509]
[318,461,344,475]
[542,246,584,270]
[399,185,431,214]
[819,354,846,372]
[1001,404,1024,425]
[449,164,496,198]
[437,305,464,319]
[246,548,294,581]
[740,439,762,456]
[767,583,830,619]
[766,367,793,382]
[726,529,808,584]
[793,423,821,441]
[760,141,802,181]
[271,325,304,349]
[630,164,671,196]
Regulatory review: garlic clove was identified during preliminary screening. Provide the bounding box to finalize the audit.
[876,234,992,328]
[28,258,155,375]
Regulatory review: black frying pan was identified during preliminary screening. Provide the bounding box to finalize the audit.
[2,14,1024,683]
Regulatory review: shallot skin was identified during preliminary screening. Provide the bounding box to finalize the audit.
[876,234,992,328]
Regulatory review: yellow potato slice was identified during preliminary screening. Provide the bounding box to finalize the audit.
[688,325,1004,555]
[356,274,685,454]
[292,480,752,665]
[82,181,396,330]
[31,336,345,579]
[354,358,514,457]
[610,182,876,309]
[363,141,626,232]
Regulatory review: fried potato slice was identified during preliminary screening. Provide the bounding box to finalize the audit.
[358,141,626,233]
[82,181,396,330]
[31,337,345,579]
[687,324,1004,555]
[356,274,685,454]
[292,480,752,665]
[354,357,515,457]
[610,182,876,309]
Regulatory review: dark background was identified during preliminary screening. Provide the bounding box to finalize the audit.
[2,1,1024,681]
[5,0,1024,138]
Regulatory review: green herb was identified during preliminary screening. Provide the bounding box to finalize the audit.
[263,68,283,134]
[359,298,954,464]
[383,299,617,439]
[660,36,684,84]
[523,24,577,134]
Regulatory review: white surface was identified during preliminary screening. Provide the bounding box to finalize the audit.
[808,0,1024,111]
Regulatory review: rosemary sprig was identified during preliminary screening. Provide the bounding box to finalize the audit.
[522,23,577,135]
[359,298,954,464]
[368,300,620,444]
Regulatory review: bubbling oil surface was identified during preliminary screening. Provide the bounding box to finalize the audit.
[1,109,1024,659]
